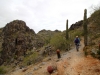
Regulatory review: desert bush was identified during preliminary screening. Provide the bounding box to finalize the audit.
[97,50,100,55]
[0,66,7,74]
[92,33,100,40]
[69,29,83,41]
[50,33,66,50]
[91,52,96,58]
[23,52,39,66]
[90,6,100,26]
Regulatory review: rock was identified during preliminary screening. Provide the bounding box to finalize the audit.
[95,69,100,72]
[56,59,59,62]
[47,57,51,61]
[22,68,28,72]
[25,72,33,75]
[0,58,3,65]
[39,66,42,68]
[69,20,83,30]
[67,57,71,60]
[47,66,54,74]
[40,62,46,66]
[63,65,66,68]
[33,67,38,71]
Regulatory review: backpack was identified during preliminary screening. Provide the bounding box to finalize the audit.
[75,38,79,43]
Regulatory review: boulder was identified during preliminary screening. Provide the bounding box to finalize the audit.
[47,66,54,74]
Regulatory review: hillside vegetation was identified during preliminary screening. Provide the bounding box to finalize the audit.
[83,8,100,58]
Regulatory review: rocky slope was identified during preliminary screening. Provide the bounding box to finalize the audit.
[69,20,83,30]
[0,20,36,65]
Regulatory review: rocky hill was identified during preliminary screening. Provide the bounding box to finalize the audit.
[0,20,37,65]
[69,20,83,30]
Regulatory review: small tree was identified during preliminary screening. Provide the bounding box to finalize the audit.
[83,9,88,46]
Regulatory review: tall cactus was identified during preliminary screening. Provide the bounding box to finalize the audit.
[83,9,88,46]
[66,19,69,50]
[66,19,69,40]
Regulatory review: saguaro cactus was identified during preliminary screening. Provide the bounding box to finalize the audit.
[83,9,88,46]
[66,19,70,50]
[66,19,69,40]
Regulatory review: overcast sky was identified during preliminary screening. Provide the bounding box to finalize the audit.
[0,0,100,33]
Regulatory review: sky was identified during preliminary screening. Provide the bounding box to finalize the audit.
[0,0,100,33]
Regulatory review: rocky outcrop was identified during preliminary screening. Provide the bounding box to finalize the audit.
[0,20,35,65]
[69,20,83,30]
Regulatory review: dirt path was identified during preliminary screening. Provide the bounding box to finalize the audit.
[9,41,100,75]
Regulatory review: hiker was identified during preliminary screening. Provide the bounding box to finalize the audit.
[56,49,61,59]
[74,36,80,51]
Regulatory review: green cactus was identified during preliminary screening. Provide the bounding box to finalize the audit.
[83,9,88,46]
[66,19,69,40]
[66,19,70,50]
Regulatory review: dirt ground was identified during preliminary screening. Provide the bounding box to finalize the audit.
[9,41,100,75]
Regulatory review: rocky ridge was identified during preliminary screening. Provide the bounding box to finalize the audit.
[69,20,83,30]
[0,20,35,65]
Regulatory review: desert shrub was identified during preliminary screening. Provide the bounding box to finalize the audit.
[0,66,7,74]
[71,29,82,36]
[69,29,83,42]
[97,50,100,55]
[92,33,100,40]
[44,37,51,45]
[91,52,96,58]
[90,6,100,26]
[23,52,39,66]
[50,33,66,50]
